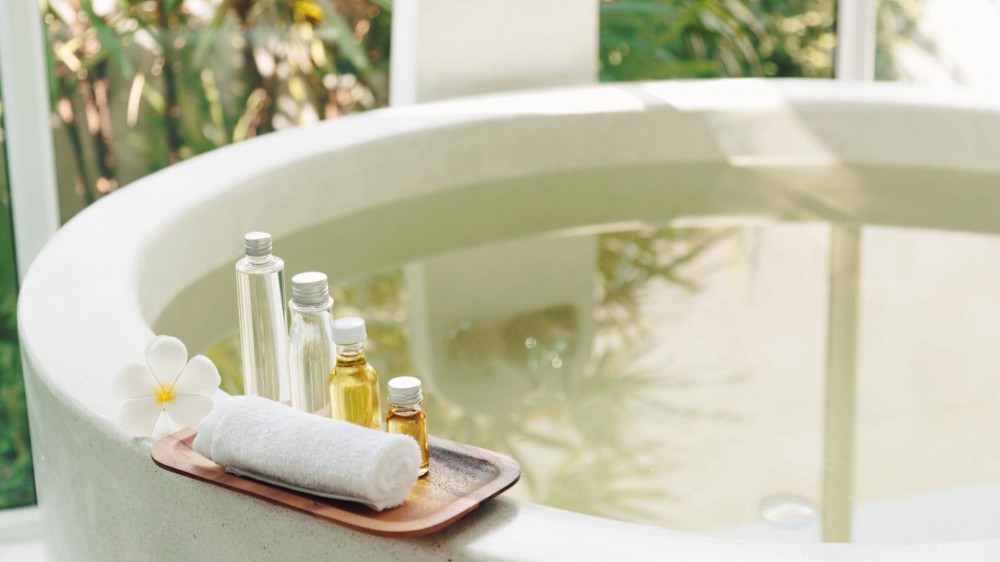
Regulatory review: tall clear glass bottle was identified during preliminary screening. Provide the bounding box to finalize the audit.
[288,271,335,413]
[328,317,381,430]
[386,376,429,477]
[235,232,288,401]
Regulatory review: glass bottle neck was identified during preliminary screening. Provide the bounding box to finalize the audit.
[247,253,273,265]
[289,300,333,315]
[336,342,366,364]
[389,402,422,413]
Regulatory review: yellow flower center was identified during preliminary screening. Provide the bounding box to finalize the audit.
[155,384,175,404]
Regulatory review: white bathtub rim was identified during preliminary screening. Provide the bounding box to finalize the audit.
[18,78,1000,559]
[22,77,1000,448]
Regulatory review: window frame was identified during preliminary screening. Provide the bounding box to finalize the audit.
[0,0,60,283]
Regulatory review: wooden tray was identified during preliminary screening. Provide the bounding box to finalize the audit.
[151,427,520,537]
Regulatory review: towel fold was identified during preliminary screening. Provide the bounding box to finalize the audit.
[193,395,420,511]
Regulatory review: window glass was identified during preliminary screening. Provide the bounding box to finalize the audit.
[43,0,391,221]
[599,0,837,81]
[0,61,37,510]
[876,0,1000,88]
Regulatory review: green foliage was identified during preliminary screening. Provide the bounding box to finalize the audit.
[44,0,392,216]
[600,0,837,80]
[0,96,36,507]
[0,293,35,510]
[599,0,924,82]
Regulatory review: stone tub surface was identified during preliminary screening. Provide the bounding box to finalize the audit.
[18,79,1000,560]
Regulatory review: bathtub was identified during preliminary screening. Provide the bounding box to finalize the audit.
[17,79,1000,560]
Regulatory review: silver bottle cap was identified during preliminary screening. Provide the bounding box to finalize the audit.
[244,231,272,257]
[332,316,367,344]
[291,272,331,307]
[388,376,422,407]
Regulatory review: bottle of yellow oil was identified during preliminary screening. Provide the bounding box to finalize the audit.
[328,317,381,430]
[386,376,429,477]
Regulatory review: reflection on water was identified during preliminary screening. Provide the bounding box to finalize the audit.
[205,221,1000,544]
[208,224,748,526]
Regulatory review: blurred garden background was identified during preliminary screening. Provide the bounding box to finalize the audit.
[0,0,960,510]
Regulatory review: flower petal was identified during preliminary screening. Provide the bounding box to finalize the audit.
[163,394,214,428]
[119,396,163,437]
[111,363,159,399]
[172,355,221,397]
[144,336,188,386]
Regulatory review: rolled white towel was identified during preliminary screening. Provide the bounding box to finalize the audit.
[193,396,420,511]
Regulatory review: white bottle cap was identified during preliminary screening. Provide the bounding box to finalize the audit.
[332,316,367,344]
[388,376,422,407]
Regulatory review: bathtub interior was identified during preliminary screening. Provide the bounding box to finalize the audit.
[149,160,1000,545]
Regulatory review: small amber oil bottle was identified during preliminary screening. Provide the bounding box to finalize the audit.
[386,376,429,477]
[328,317,382,430]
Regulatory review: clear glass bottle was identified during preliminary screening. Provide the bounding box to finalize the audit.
[288,271,335,413]
[386,376,429,477]
[235,232,288,401]
[328,317,381,430]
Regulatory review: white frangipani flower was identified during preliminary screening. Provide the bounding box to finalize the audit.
[112,336,220,437]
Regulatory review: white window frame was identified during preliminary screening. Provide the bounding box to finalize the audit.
[0,506,41,546]
[819,0,877,542]
[0,0,60,283]
[837,0,878,81]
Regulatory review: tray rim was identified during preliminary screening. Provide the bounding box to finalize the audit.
[151,427,520,537]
